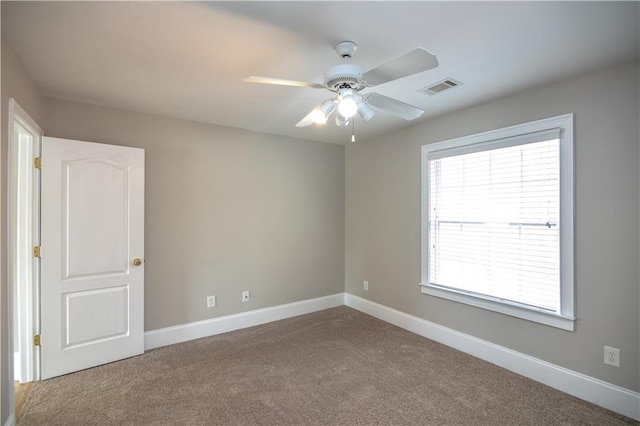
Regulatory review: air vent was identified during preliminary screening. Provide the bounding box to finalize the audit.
[419,78,463,96]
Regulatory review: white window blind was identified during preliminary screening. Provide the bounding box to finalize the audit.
[421,114,574,330]
[428,130,560,312]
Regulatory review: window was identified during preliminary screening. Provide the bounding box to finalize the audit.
[421,114,574,330]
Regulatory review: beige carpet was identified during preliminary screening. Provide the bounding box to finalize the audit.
[18,306,637,425]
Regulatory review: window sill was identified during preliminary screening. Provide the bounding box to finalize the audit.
[420,283,575,331]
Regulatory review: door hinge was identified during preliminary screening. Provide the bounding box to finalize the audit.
[34,334,41,346]
[34,157,42,169]
[33,246,41,258]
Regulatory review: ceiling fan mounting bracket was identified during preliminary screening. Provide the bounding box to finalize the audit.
[335,41,357,58]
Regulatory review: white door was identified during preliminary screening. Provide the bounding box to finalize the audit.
[40,136,144,379]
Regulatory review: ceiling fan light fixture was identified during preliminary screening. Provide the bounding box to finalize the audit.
[357,101,376,122]
[320,99,336,118]
[310,108,327,125]
[310,99,337,125]
[337,89,358,118]
[335,113,350,127]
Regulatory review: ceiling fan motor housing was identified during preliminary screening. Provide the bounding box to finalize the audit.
[324,64,366,91]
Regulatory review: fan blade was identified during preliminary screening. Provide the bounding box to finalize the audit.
[295,108,318,127]
[364,93,424,120]
[244,76,325,89]
[363,48,438,86]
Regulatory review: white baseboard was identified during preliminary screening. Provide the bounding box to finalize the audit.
[344,294,640,421]
[143,292,639,420]
[13,353,20,384]
[145,293,345,351]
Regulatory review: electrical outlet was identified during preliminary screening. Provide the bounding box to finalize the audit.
[242,290,250,303]
[604,346,620,367]
[363,281,369,291]
[206,295,216,308]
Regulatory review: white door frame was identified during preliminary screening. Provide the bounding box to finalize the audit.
[8,98,42,384]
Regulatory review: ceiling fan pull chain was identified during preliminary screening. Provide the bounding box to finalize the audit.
[351,119,356,143]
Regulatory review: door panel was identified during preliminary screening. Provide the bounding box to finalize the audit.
[64,159,129,277]
[63,286,129,348]
[41,136,144,380]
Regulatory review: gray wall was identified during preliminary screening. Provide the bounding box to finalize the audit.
[43,99,345,331]
[1,37,46,425]
[345,60,640,392]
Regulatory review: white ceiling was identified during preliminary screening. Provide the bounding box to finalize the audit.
[2,1,638,144]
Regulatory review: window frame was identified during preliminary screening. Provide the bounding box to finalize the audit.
[420,114,575,331]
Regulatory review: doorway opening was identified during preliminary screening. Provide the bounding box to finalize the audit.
[9,98,42,387]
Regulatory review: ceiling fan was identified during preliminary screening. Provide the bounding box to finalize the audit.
[244,41,438,128]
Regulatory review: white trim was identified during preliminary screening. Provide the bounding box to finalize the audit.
[9,99,42,135]
[144,293,345,350]
[344,294,640,421]
[420,285,575,331]
[13,354,20,383]
[8,98,42,385]
[424,113,573,152]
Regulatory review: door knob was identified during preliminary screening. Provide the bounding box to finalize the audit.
[132,258,142,266]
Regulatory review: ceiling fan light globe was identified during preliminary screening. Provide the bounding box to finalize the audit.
[335,114,350,127]
[357,102,376,122]
[310,109,328,125]
[319,99,336,117]
[338,95,358,118]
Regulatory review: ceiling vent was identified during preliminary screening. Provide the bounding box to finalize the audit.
[419,78,462,96]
